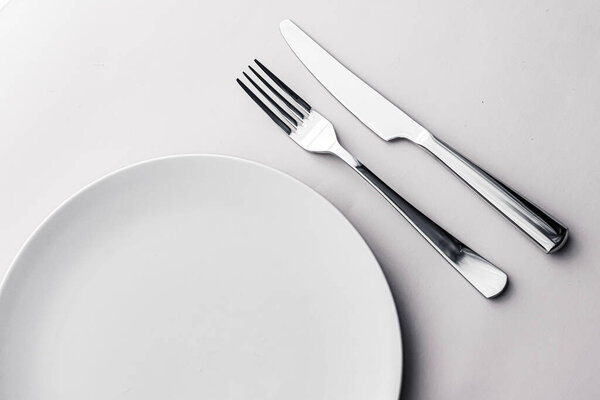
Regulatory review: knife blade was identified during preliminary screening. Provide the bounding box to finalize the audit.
[279,18,426,142]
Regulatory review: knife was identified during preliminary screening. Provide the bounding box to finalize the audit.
[280,19,568,253]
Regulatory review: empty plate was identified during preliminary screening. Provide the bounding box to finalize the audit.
[0,154,402,399]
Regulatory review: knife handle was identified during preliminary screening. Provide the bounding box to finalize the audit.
[339,154,508,298]
[418,133,568,253]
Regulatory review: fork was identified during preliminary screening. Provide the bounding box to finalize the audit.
[237,60,508,299]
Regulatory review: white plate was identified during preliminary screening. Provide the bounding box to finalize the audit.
[0,155,401,399]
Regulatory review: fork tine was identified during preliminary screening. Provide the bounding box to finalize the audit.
[254,59,312,112]
[236,79,292,134]
[248,65,305,120]
[243,72,297,127]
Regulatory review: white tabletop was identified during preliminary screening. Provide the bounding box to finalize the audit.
[1,0,599,398]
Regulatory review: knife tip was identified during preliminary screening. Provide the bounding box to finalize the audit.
[279,19,294,31]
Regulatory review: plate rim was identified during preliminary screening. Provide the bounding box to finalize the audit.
[0,153,403,396]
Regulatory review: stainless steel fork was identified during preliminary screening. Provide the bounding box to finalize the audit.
[237,60,508,298]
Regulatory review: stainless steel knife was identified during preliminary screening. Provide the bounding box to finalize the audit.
[280,19,568,253]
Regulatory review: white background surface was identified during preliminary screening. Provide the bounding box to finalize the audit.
[1,0,599,398]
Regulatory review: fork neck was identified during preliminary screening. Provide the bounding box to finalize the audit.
[329,142,361,168]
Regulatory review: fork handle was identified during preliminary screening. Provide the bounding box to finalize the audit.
[332,145,508,298]
[419,133,568,253]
